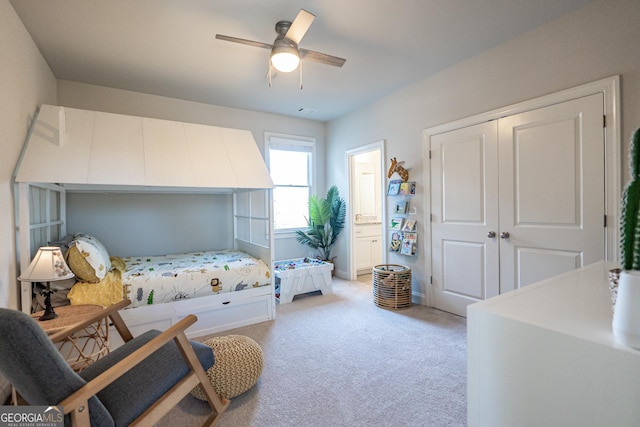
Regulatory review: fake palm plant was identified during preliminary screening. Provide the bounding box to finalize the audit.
[620,128,640,271]
[295,185,346,261]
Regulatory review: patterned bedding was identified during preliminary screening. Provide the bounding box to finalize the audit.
[122,250,271,308]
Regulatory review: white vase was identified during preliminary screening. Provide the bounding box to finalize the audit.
[612,270,640,349]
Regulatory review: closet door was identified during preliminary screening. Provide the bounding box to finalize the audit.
[430,94,605,316]
[497,93,605,292]
[430,121,500,316]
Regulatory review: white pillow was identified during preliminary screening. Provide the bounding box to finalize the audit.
[67,234,111,283]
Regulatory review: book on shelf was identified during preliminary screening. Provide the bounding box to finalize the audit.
[389,231,403,252]
[401,240,417,256]
[400,232,418,256]
[398,181,416,195]
[401,219,417,232]
[403,232,417,242]
[387,179,402,195]
[394,200,408,214]
[389,217,404,230]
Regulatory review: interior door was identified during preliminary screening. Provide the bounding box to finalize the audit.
[430,121,500,315]
[497,93,605,292]
[348,143,385,281]
[430,94,605,316]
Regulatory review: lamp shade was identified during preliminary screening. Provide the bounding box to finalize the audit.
[271,39,300,73]
[18,246,74,282]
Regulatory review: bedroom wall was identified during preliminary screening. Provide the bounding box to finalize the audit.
[57,81,327,260]
[326,0,640,298]
[66,193,234,257]
[1,0,57,310]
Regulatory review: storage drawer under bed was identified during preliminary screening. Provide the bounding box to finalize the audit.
[111,287,274,348]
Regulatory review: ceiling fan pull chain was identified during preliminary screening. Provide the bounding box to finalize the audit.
[299,60,303,90]
[268,60,273,88]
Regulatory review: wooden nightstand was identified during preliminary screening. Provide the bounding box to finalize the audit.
[32,304,110,371]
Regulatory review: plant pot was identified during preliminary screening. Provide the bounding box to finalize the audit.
[325,258,335,277]
[612,270,640,349]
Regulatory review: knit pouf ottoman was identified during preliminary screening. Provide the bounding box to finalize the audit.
[191,335,264,400]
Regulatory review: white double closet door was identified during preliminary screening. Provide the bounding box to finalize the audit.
[430,94,605,316]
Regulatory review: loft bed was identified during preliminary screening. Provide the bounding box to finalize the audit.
[14,105,275,340]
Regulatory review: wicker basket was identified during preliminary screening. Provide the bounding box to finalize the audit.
[372,264,412,309]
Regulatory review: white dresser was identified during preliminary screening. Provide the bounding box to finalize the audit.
[468,261,640,427]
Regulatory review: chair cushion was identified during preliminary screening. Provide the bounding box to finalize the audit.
[0,308,113,427]
[79,330,214,426]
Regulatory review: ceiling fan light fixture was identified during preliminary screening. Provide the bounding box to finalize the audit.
[217,9,345,81]
[271,39,300,72]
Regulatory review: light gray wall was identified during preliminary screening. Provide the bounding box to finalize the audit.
[326,0,640,296]
[66,193,233,257]
[1,0,57,309]
[57,81,327,260]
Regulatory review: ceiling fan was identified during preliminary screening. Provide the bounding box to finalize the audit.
[215,9,346,87]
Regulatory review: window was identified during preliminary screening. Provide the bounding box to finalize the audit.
[266,133,315,231]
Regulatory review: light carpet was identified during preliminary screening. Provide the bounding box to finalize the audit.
[158,277,467,427]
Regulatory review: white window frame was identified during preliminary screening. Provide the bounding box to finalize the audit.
[265,132,316,237]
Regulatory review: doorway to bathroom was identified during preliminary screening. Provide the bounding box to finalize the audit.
[347,141,385,283]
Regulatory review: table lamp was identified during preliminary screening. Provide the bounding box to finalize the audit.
[18,246,74,321]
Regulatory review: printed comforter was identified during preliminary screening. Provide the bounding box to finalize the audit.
[122,249,271,308]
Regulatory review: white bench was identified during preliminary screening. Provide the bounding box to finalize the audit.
[274,258,333,304]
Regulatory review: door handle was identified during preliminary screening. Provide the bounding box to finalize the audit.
[500,231,510,239]
[487,231,496,238]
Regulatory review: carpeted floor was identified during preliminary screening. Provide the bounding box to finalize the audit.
[158,277,467,427]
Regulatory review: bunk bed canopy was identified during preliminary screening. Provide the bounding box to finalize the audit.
[14,105,274,192]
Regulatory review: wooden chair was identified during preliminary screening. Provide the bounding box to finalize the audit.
[0,299,230,426]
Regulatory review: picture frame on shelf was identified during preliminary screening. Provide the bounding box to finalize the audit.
[387,179,402,196]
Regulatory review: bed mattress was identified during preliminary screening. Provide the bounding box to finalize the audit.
[122,250,271,308]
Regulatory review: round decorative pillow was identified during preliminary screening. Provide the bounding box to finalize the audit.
[66,234,111,283]
[191,335,264,400]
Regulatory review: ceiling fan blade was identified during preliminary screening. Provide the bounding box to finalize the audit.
[215,34,272,50]
[285,9,315,44]
[300,48,346,68]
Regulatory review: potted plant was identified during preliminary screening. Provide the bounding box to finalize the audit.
[295,186,346,267]
[613,127,640,349]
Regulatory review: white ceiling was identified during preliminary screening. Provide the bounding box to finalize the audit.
[10,0,593,122]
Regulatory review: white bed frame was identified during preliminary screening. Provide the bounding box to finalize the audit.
[16,183,276,342]
[14,105,277,341]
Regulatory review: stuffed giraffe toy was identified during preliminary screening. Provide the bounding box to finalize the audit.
[387,157,409,182]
